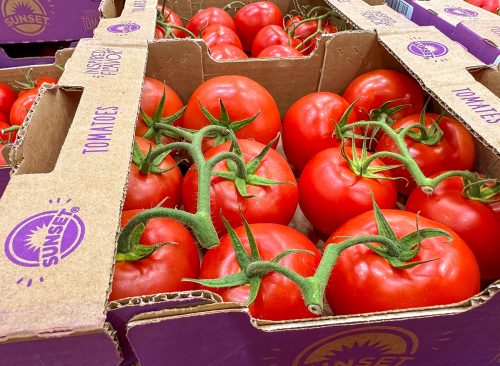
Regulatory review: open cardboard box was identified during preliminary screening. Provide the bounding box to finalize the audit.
[383,0,500,65]
[0,1,499,365]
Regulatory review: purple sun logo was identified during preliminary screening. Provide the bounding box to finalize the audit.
[107,22,141,34]
[407,41,449,59]
[444,6,478,17]
[5,198,85,273]
[1,0,50,36]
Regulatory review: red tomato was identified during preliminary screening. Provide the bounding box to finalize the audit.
[343,69,424,122]
[234,1,284,52]
[183,139,298,235]
[154,25,166,39]
[406,175,500,281]
[325,209,480,314]
[0,113,16,142]
[186,7,235,36]
[123,136,183,211]
[304,23,337,55]
[210,44,249,61]
[183,75,281,150]
[465,0,499,12]
[376,113,475,195]
[137,77,184,142]
[157,6,186,38]
[201,24,243,50]
[251,25,300,57]
[17,76,58,98]
[299,146,397,235]
[282,92,358,172]
[109,209,200,301]
[285,16,318,40]
[199,223,321,320]
[257,44,303,58]
[0,83,17,118]
[10,89,38,127]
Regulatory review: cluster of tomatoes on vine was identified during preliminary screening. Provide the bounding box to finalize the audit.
[110,68,499,321]
[0,70,59,165]
[154,0,340,60]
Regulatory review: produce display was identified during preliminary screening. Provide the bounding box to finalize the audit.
[110,70,498,321]
[155,0,340,59]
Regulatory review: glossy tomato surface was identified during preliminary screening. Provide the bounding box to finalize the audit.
[187,7,235,35]
[201,24,243,50]
[251,25,300,57]
[0,83,17,118]
[257,44,303,58]
[210,44,249,61]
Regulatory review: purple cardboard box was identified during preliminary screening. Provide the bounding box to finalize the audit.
[0,0,100,44]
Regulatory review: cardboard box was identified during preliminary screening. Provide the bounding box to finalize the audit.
[385,0,500,65]
[0,1,499,365]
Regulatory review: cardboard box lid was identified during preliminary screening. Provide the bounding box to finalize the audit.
[414,0,499,26]
[0,38,147,341]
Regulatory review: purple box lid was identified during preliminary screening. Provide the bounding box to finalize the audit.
[0,0,100,44]
[454,22,500,65]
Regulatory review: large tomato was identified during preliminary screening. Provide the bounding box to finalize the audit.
[137,77,184,142]
[343,69,424,122]
[281,92,358,172]
[251,25,300,57]
[10,89,38,127]
[299,146,397,235]
[201,24,243,50]
[186,7,235,35]
[376,113,475,195]
[182,75,281,150]
[108,209,200,301]
[123,136,183,210]
[325,209,480,314]
[182,139,298,235]
[210,44,249,61]
[257,45,303,58]
[0,83,17,118]
[234,1,284,52]
[199,223,321,320]
[406,175,500,281]
[156,6,186,39]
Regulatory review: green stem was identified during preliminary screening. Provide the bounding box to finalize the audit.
[156,20,197,38]
[207,151,247,180]
[154,123,193,141]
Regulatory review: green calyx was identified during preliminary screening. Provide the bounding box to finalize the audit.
[199,99,260,146]
[116,222,173,262]
[185,214,314,307]
[140,84,186,144]
[132,141,177,175]
[10,68,36,91]
[402,101,444,146]
[462,174,500,203]
[212,137,293,198]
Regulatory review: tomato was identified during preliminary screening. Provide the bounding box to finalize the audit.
[465,0,499,13]
[199,223,321,320]
[10,89,38,127]
[304,23,337,55]
[299,146,397,235]
[343,69,424,122]
[201,24,243,50]
[210,44,249,61]
[376,113,475,195]
[157,6,186,38]
[17,76,58,98]
[183,75,281,150]
[325,209,480,314]
[282,92,358,172]
[406,175,500,281]
[285,16,319,41]
[186,7,235,36]
[183,139,298,235]
[257,45,303,58]
[251,25,300,57]
[234,2,284,52]
[0,113,16,142]
[137,77,184,142]
[123,136,183,211]
[108,209,200,301]
[0,83,17,118]
[154,24,166,39]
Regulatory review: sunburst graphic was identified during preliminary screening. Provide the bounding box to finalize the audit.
[11,1,37,15]
[23,223,49,254]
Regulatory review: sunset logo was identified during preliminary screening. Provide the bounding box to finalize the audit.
[1,0,50,36]
[292,326,419,366]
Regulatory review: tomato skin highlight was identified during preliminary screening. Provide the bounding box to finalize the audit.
[0,83,17,118]
[123,137,183,211]
[136,77,184,142]
[186,7,235,35]
[376,113,475,196]
[183,75,281,150]
[201,24,243,50]
[9,89,38,127]
[299,147,397,236]
[182,139,298,235]
[282,92,358,173]
[109,209,200,301]
[251,25,300,57]
[343,69,424,121]
[210,44,249,61]
[234,1,284,52]
[465,0,499,13]
[406,175,500,281]
[325,209,480,315]
[199,223,321,320]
